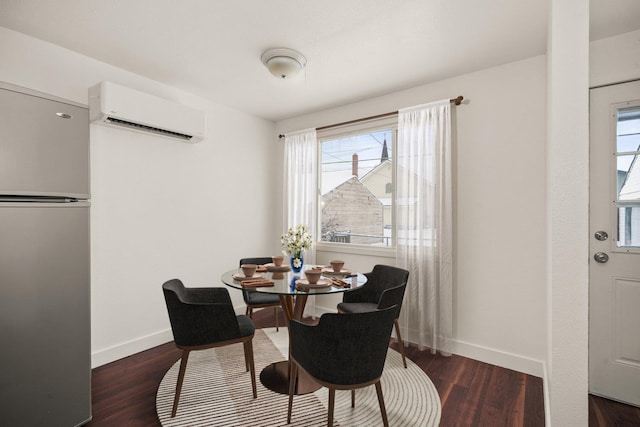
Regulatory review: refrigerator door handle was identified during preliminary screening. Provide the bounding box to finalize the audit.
[0,196,80,203]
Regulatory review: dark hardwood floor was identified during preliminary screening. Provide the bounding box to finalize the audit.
[589,394,640,426]
[86,308,637,426]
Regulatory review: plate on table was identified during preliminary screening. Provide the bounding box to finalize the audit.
[296,278,333,290]
[321,267,352,276]
[264,263,291,272]
[233,273,265,281]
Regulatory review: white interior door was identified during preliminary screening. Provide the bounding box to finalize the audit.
[589,80,640,406]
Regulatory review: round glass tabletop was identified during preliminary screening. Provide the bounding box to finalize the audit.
[221,267,367,295]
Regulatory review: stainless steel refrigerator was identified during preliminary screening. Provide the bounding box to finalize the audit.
[0,82,91,426]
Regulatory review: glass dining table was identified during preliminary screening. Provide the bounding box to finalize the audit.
[221,267,367,395]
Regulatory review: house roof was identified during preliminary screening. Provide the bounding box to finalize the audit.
[321,171,354,196]
[360,160,392,183]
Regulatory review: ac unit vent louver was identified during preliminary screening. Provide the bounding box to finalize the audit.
[89,82,206,143]
[105,117,194,141]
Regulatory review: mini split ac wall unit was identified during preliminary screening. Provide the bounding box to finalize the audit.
[89,81,206,143]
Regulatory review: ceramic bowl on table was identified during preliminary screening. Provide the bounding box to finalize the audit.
[304,269,322,284]
[241,264,257,278]
[330,260,345,272]
[272,255,285,267]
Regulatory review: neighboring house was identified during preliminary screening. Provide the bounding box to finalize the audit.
[359,153,428,235]
[620,154,640,201]
[360,159,393,229]
[321,176,383,245]
[322,141,393,244]
[323,139,429,244]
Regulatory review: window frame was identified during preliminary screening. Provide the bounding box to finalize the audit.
[316,115,398,255]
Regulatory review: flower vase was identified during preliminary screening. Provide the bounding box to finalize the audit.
[290,252,304,273]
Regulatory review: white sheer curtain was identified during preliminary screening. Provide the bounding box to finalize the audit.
[283,128,318,315]
[396,99,452,355]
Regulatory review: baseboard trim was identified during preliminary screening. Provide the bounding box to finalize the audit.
[450,339,544,377]
[92,304,248,368]
[542,361,550,426]
[91,328,174,368]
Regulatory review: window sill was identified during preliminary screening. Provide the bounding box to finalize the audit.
[316,242,396,258]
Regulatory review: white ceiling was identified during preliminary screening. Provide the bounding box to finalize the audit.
[1,0,639,122]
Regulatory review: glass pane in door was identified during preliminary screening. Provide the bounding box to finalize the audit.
[616,106,640,248]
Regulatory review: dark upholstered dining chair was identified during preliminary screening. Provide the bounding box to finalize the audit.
[162,279,257,418]
[287,307,397,427]
[239,257,280,331]
[337,264,409,368]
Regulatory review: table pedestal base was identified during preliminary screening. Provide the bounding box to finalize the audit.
[259,361,321,395]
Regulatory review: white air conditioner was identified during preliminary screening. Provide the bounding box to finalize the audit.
[88,81,206,143]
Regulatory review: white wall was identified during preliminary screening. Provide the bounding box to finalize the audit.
[546,1,590,425]
[0,27,279,367]
[277,55,549,376]
[590,29,640,88]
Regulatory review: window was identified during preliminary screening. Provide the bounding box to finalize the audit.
[616,106,640,248]
[318,118,397,247]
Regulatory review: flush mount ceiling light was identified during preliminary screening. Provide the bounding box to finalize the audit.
[261,48,307,79]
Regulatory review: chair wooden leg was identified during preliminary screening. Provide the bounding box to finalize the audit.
[171,350,190,418]
[375,381,389,427]
[274,306,279,331]
[243,340,250,372]
[245,306,250,316]
[247,306,253,318]
[244,339,257,398]
[287,362,297,423]
[351,389,355,408]
[328,388,336,427]
[394,319,408,368]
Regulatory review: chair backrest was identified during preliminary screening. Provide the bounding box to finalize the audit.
[238,257,274,304]
[289,306,397,386]
[344,264,409,311]
[239,257,273,267]
[162,278,240,347]
[367,264,409,296]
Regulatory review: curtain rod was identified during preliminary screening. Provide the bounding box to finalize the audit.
[278,95,463,139]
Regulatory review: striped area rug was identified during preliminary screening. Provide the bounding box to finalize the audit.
[156,328,441,426]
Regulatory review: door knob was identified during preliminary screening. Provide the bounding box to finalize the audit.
[594,252,609,263]
[594,231,608,241]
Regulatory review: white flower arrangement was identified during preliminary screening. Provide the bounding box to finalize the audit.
[280,224,313,257]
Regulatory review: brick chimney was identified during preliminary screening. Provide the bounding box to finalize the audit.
[352,153,358,177]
